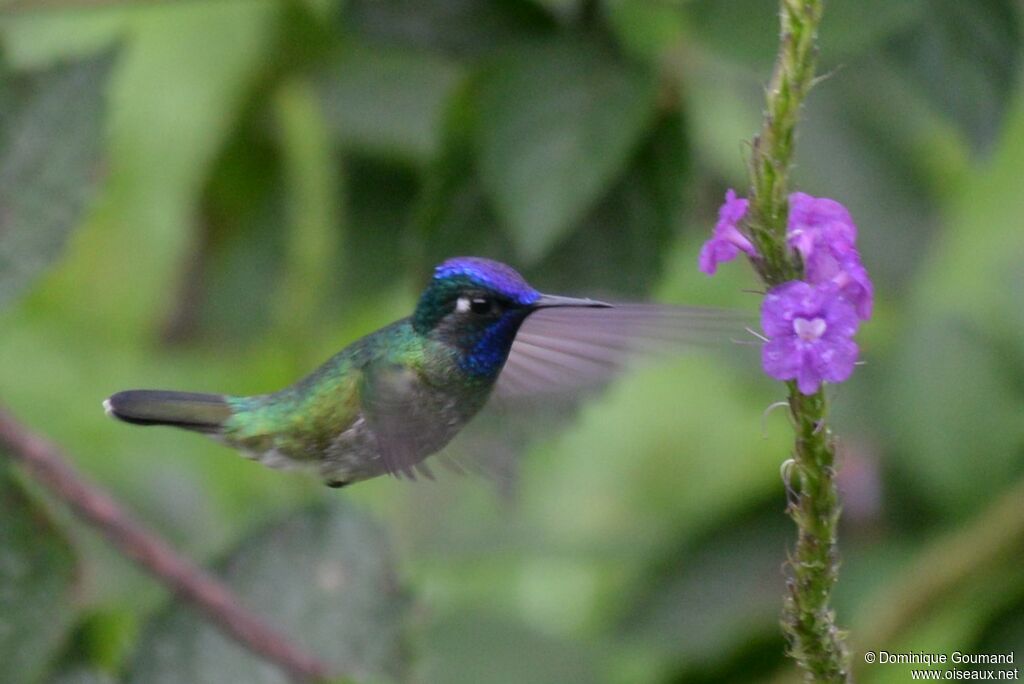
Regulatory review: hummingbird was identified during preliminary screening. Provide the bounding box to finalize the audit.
[105,257,741,487]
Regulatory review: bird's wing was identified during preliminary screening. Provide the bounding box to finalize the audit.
[358,363,445,481]
[496,303,754,399]
[434,303,755,495]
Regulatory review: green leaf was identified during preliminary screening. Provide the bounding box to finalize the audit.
[316,44,463,163]
[527,110,689,296]
[127,502,409,684]
[475,39,658,263]
[0,1,284,336]
[889,316,1021,515]
[886,100,1024,515]
[0,50,114,310]
[415,86,684,295]
[0,462,79,684]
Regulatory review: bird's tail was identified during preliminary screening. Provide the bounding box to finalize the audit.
[103,390,233,433]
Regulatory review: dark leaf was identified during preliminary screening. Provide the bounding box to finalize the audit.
[0,50,115,310]
[340,155,420,297]
[128,502,410,683]
[315,44,463,164]
[526,110,689,296]
[475,39,658,262]
[884,0,1022,150]
[0,462,79,684]
[417,89,685,297]
[342,0,554,59]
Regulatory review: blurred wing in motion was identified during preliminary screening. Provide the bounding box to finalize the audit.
[360,364,444,481]
[496,304,755,399]
[441,303,753,495]
[422,304,754,492]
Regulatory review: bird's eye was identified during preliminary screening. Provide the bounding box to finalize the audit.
[455,296,501,316]
[470,297,494,315]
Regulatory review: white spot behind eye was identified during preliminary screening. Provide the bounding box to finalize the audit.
[456,296,471,313]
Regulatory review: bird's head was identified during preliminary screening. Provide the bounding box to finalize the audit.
[413,257,609,377]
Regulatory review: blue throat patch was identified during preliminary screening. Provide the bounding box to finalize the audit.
[458,313,524,378]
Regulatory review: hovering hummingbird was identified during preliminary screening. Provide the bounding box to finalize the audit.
[105,257,740,487]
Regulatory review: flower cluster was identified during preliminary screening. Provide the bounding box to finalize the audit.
[700,190,873,394]
[698,190,755,275]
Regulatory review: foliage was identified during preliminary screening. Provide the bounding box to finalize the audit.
[0,49,112,309]
[0,0,1022,682]
[128,502,409,684]
[0,463,78,684]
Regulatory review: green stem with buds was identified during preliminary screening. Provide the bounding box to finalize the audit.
[782,386,850,682]
[746,0,852,681]
[749,0,823,287]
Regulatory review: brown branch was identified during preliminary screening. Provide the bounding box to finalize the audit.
[0,406,334,684]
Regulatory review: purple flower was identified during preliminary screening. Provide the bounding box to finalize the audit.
[786,192,873,320]
[786,192,857,258]
[700,190,872,390]
[831,252,873,320]
[699,189,755,274]
[761,281,859,395]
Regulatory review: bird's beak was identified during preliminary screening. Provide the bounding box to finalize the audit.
[533,293,613,309]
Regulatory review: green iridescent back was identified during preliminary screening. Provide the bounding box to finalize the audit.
[218,317,496,477]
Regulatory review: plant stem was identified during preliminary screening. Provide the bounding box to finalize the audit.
[747,0,852,681]
[782,386,850,682]
[0,406,337,684]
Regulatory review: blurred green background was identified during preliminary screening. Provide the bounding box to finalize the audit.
[1,1,1023,682]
